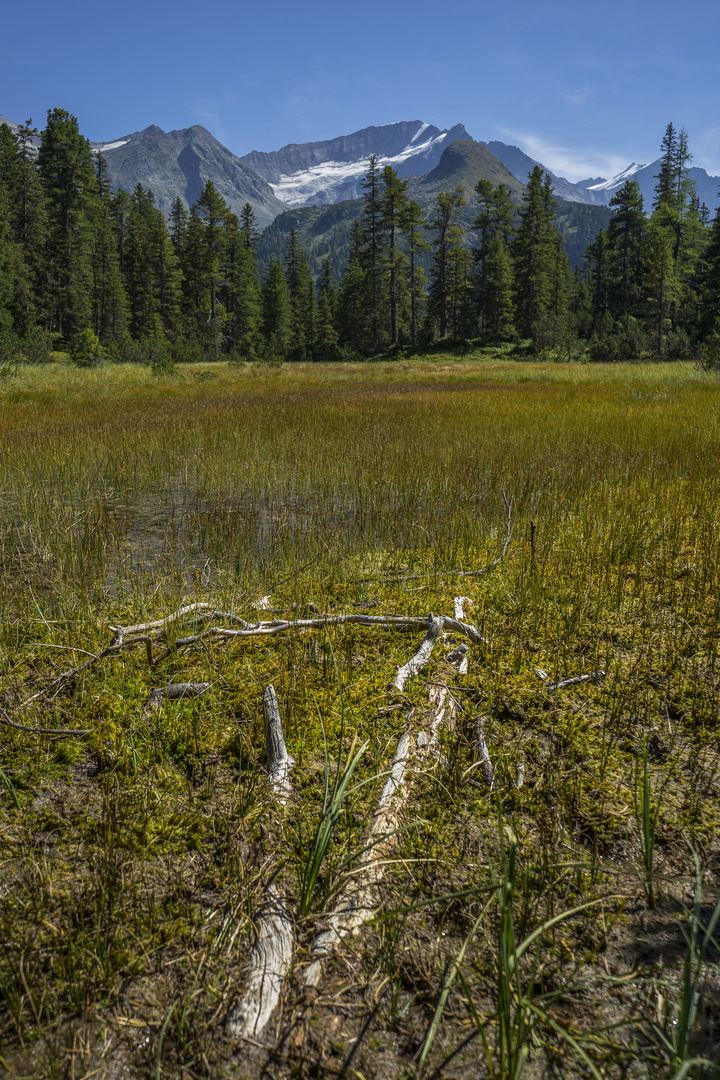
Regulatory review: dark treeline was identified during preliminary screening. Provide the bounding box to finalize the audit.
[1,111,719,367]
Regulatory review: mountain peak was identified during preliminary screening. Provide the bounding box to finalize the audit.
[241,120,475,207]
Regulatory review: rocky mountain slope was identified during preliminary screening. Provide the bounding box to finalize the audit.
[91,124,286,227]
[486,139,720,212]
[258,139,611,278]
[241,121,473,206]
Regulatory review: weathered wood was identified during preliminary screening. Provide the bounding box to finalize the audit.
[393,613,445,692]
[146,682,211,705]
[108,603,214,636]
[226,686,296,1041]
[454,596,472,621]
[263,685,294,801]
[0,704,91,738]
[225,886,294,1040]
[545,671,605,693]
[474,714,494,789]
[302,644,469,988]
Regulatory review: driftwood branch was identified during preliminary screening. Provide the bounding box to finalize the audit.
[473,715,494,789]
[302,642,469,988]
[0,705,91,739]
[263,685,294,802]
[453,596,472,620]
[394,613,445,692]
[226,686,296,1041]
[145,682,211,708]
[226,886,294,1040]
[544,670,605,693]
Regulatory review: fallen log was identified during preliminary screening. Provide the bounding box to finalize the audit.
[226,686,296,1040]
[263,685,294,801]
[225,886,294,1040]
[302,643,469,988]
[146,682,211,706]
[394,613,445,692]
[473,714,494,789]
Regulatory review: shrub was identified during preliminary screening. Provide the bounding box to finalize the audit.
[71,328,104,367]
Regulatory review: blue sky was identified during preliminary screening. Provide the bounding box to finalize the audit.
[2,0,719,182]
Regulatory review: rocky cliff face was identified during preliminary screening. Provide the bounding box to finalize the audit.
[241,121,474,206]
[92,124,286,227]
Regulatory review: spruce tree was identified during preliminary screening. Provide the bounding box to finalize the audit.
[315,259,339,360]
[262,259,292,361]
[87,153,127,341]
[197,180,230,356]
[337,219,368,355]
[360,155,385,352]
[399,199,429,347]
[284,228,316,360]
[428,187,466,338]
[513,167,559,338]
[223,212,262,361]
[37,108,97,340]
[607,178,645,316]
[169,197,188,257]
[240,203,260,252]
[472,181,515,340]
[380,166,409,346]
[480,236,515,341]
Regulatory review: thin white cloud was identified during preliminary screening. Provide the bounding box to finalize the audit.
[191,106,228,142]
[564,85,596,107]
[692,125,720,176]
[496,127,634,183]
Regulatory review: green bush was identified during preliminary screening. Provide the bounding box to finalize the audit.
[71,328,104,367]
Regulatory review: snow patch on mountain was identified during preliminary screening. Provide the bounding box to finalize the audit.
[270,131,454,206]
[587,163,647,193]
[92,139,130,154]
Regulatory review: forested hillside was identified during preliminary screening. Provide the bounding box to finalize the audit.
[1,112,718,366]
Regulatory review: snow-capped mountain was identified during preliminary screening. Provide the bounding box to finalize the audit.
[241,121,473,207]
[582,163,647,195]
[88,124,287,227]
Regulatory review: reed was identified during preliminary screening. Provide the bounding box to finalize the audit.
[1,356,719,1077]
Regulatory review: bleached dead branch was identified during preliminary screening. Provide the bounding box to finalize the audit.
[263,685,294,802]
[226,686,296,1041]
[146,682,211,706]
[225,886,294,1040]
[302,642,469,988]
[393,613,445,692]
[473,714,494,789]
[545,671,605,693]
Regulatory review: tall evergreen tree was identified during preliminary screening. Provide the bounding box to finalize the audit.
[472,180,515,339]
[85,153,127,340]
[169,196,188,258]
[337,219,368,355]
[37,108,97,339]
[284,228,316,360]
[428,187,466,338]
[223,212,263,360]
[513,167,559,337]
[607,178,646,316]
[380,165,409,346]
[262,258,292,361]
[197,179,230,356]
[480,235,515,341]
[315,258,339,360]
[399,199,429,347]
[360,155,385,352]
[239,202,260,252]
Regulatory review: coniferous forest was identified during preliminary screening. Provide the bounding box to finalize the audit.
[1,109,719,369]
